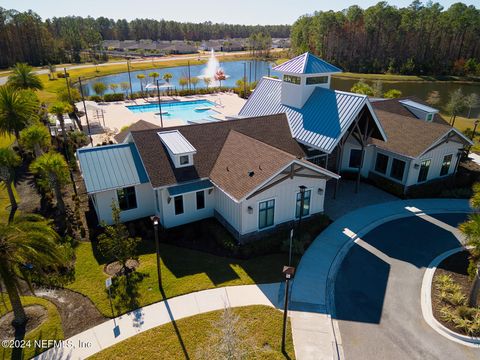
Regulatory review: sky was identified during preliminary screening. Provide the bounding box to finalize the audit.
[2,0,478,25]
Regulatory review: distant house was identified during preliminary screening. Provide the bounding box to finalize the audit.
[239,52,472,194]
[77,115,338,240]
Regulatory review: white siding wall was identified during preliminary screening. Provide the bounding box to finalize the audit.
[340,137,375,177]
[93,182,155,224]
[240,172,327,235]
[159,188,214,228]
[405,140,462,186]
[214,187,241,231]
[370,148,411,185]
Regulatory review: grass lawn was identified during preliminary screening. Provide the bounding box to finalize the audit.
[0,296,64,359]
[448,114,480,151]
[68,241,288,317]
[90,305,295,360]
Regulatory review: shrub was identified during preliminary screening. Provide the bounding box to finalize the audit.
[89,95,102,102]
[104,93,125,102]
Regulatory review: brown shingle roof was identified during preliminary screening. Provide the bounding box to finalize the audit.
[131,114,306,188]
[371,109,454,158]
[210,130,297,200]
[114,120,160,143]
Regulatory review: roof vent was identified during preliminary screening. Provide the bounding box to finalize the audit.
[248,170,255,177]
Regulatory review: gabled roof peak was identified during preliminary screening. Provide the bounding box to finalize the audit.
[273,52,342,75]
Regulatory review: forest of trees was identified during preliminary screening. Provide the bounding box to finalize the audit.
[0,7,290,68]
[291,1,480,75]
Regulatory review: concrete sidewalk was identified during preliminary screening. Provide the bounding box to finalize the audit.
[34,283,280,360]
[289,198,471,360]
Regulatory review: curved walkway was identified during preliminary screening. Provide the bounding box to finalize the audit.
[289,199,470,360]
[34,283,281,360]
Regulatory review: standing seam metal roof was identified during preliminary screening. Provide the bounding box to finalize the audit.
[239,77,368,153]
[77,143,149,193]
[273,52,342,74]
[158,130,197,154]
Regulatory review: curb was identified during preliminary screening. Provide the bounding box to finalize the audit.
[421,247,480,348]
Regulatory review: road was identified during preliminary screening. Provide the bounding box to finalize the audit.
[334,213,480,360]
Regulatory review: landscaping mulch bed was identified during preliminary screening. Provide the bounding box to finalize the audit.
[0,305,47,340]
[104,259,140,276]
[34,287,106,338]
[431,250,480,335]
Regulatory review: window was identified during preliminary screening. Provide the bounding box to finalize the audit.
[375,153,389,174]
[196,190,205,210]
[417,159,431,183]
[349,149,362,168]
[306,76,328,85]
[440,154,453,176]
[117,186,137,211]
[179,155,189,166]
[283,75,301,85]
[390,158,406,181]
[258,199,275,229]
[174,195,184,215]
[295,190,311,218]
[426,113,434,122]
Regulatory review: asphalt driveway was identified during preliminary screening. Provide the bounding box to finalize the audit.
[334,213,480,360]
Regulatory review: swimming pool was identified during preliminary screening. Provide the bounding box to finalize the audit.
[126,100,218,124]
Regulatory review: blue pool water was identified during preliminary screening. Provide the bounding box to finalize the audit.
[126,100,218,123]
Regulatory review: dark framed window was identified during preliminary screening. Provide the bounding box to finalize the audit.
[390,158,406,181]
[349,149,362,168]
[426,113,434,122]
[258,199,275,229]
[440,154,453,176]
[174,195,184,215]
[283,75,301,85]
[196,190,205,210]
[417,159,431,183]
[306,76,328,85]
[179,155,189,165]
[295,190,311,218]
[375,153,389,174]
[117,186,137,211]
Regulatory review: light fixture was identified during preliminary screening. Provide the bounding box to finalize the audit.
[247,206,253,214]
[413,164,419,169]
[317,188,324,195]
[208,188,213,194]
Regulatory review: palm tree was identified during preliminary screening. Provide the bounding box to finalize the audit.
[30,152,70,217]
[109,83,118,94]
[0,147,21,215]
[120,82,130,99]
[7,63,43,91]
[136,74,145,95]
[179,77,188,90]
[0,214,65,326]
[149,72,160,83]
[92,82,107,99]
[190,77,199,91]
[49,102,73,145]
[47,63,56,80]
[163,73,173,83]
[203,77,212,88]
[19,124,50,157]
[0,86,38,142]
[459,213,480,307]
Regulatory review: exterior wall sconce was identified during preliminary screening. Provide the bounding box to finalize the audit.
[317,188,324,195]
[247,206,253,214]
[413,164,419,169]
[208,188,213,194]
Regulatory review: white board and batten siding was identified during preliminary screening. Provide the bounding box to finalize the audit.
[405,140,463,186]
[340,137,375,177]
[93,182,156,224]
[158,188,214,228]
[214,187,242,231]
[239,171,326,235]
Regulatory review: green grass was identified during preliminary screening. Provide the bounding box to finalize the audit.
[447,113,480,152]
[90,305,295,360]
[67,241,287,317]
[0,296,64,359]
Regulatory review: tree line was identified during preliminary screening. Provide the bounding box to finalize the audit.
[0,7,290,68]
[291,1,480,75]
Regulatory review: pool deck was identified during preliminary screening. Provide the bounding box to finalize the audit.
[78,92,246,145]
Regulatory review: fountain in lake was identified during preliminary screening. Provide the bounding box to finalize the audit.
[199,49,229,86]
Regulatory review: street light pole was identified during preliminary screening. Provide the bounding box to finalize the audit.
[281,266,295,353]
[243,62,247,99]
[297,185,306,246]
[78,77,93,146]
[151,216,162,290]
[156,80,164,128]
[127,59,133,100]
[64,68,72,104]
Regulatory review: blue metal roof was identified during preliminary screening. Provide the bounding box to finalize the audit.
[167,179,213,196]
[239,78,371,153]
[77,143,149,193]
[273,52,342,74]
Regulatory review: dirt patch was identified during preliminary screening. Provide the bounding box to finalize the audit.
[431,250,480,335]
[104,259,140,276]
[34,287,106,338]
[0,305,47,340]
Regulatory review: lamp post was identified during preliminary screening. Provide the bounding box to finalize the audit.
[151,216,162,290]
[281,265,295,353]
[297,185,307,246]
[156,80,164,128]
[127,59,133,100]
[472,119,479,140]
[78,77,93,146]
[63,68,72,104]
[243,62,247,99]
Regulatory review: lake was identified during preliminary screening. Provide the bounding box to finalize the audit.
[81,60,480,117]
